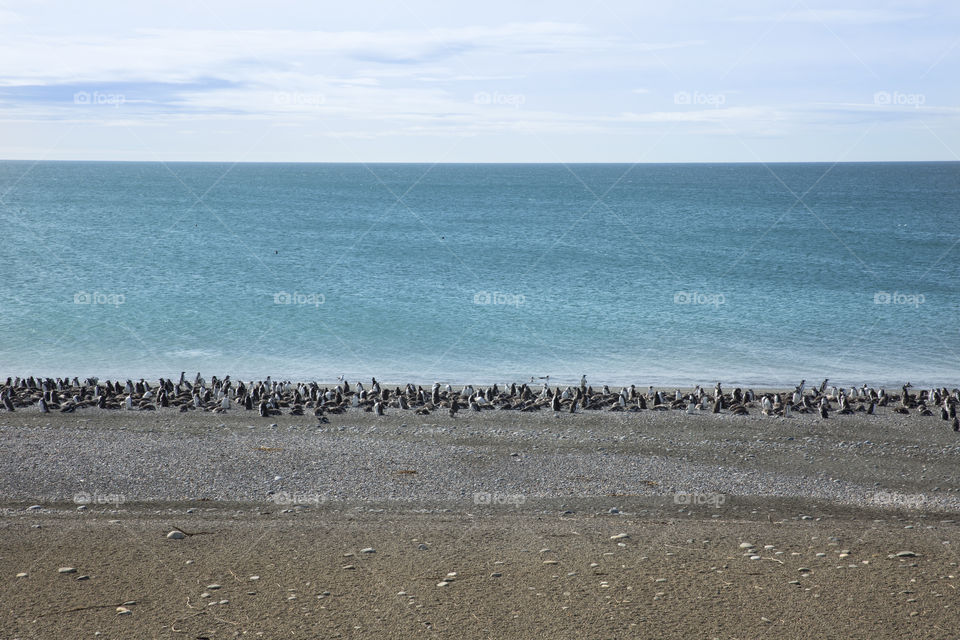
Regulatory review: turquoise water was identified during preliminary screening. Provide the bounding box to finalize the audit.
[0,161,958,387]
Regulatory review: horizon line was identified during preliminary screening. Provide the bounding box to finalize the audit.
[1,158,958,165]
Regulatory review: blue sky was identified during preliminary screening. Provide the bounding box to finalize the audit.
[0,0,958,161]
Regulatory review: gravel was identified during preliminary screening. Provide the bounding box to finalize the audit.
[2,404,960,513]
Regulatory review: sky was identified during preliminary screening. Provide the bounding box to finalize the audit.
[0,0,958,162]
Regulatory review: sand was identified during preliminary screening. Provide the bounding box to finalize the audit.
[2,399,960,638]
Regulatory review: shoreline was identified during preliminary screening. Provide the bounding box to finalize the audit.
[4,373,959,392]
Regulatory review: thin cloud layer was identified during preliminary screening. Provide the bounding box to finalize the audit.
[0,1,957,161]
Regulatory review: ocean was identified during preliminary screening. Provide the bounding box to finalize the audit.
[0,161,957,388]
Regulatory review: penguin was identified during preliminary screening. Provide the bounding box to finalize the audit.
[819,404,829,419]
[38,397,49,413]
[953,416,959,432]
[449,398,459,418]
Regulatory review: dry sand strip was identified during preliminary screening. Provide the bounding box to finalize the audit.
[2,505,960,639]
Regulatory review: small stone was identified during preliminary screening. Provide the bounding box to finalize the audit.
[417,543,429,551]
[77,575,90,581]
[437,581,450,587]
[206,584,221,590]
[166,530,186,540]
[750,555,761,560]
[219,599,229,605]
[798,568,811,573]
[739,543,754,549]
[490,572,502,578]
[608,508,620,514]
[342,565,355,570]
[397,591,406,596]
[116,607,131,615]
[16,572,27,578]
[543,560,559,565]
[611,533,630,540]
[58,567,77,574]
[249,575,260,581]
[77,505,87,511]
[201,592,211,598]
[27,505,42,511]
[360,548,376,554]
[896,551,918,558]
[655,578,667,583]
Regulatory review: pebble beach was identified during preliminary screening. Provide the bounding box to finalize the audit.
[2,379,960,638]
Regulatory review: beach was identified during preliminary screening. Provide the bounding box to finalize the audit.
[3,393,960,638]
